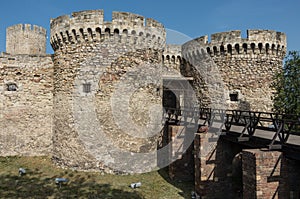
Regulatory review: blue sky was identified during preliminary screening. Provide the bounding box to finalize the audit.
[0,0,299,54]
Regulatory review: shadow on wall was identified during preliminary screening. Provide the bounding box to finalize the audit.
[238,100,251,111]
[156,122,194,198]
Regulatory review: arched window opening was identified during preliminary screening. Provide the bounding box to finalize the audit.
[251,43,255,53]
[258,43,263,53]
[123,29,128,35]
[139,32,143,36]
[87,28,93,39]
[166,55,170,61]
[282,46,285,53]
[272,44,276,54]
[131,30,136,35]
[206,47,211,54]
[60,32,66,42]
[277,45,280,55]
[79,28,84,37]
[266,43,270,54]
[65,31,71,42]
[95,28,101,34]
[242,43,247,54]
[171,55,175,63]
[220,45,225,55]
[213,46,217,55]
[235,44,240,54]
[105,28,111,34]
[227,44,232,55]
[72,29,77,41]
[114,29,120,34]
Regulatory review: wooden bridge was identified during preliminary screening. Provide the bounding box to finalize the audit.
[163,108,300,198]
[164,107,300,156]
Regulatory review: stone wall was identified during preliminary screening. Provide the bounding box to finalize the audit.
[6,24,46,55]
[163,44,182,74]
[182,30,286,112]
[0,53,53,156]
[50,10,165,52]
[51,10,166,173]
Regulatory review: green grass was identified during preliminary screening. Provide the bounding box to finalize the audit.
[0,156,193,198]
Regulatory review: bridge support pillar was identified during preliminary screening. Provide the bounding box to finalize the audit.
[242,149,289,198]
[168,125,194,181]
[194,131,242,198]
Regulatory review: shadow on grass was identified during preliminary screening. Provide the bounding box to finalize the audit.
[158,167,194,198]
[0,173,144,199]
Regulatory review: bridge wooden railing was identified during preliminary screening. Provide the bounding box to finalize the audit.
[163,107,300,150]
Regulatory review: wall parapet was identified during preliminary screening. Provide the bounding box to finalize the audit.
[182,29,286,59]
[50,10,166,51]
[6,24,47,55]
[163,44,182,64]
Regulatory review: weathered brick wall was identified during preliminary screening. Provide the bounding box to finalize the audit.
[194,132,243,198]
[242,149,285,199]
[168,125,194,181]
[0,53,53,156]
[242,150,300,198]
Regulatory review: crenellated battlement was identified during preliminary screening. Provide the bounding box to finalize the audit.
[183,29,287,59]
[50,10,166,51]
[162,44,182,64]
[6,24,46,36]
[6,24,47,55]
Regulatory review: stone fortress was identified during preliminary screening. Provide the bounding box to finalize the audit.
[0,10,286,173]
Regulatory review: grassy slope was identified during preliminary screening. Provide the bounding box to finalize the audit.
[0,156,193,198]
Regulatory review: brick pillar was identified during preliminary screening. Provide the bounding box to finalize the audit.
[194,127,241,198]
[242,149,288,199]
[168,125,194,181]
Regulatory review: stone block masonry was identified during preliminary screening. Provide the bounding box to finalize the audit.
[0,53,53,156]
[182,30,286,111]
[6,24,46,55]
[0,9,287,175]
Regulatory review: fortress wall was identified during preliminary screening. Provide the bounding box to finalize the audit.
[51,10,166,173]
[182,29,286,112]
[0,54,53,156]
[162,44,182,74]
[6,24,47,55]
[50,10,165,52]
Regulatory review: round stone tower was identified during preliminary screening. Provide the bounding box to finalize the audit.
[50,10,166,173]
[182,30,286,112]
[6,24,46,55]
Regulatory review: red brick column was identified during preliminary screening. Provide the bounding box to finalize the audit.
[242,149,288,199]
[194,126,240,198]
[168,125,194,181]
